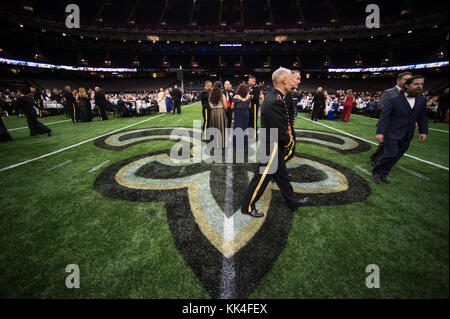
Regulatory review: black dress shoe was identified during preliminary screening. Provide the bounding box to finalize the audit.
[381,176,392,185]
[242,209,265,218]
[48,131,52,137]
[371,173,382,184]
[290,197,310,212]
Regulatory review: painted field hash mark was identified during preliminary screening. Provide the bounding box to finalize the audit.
[88,160,111,174]
[355,165,371,176]
[46,160,72,171]
[398,166,431,180]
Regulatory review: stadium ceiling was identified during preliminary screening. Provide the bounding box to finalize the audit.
[0,8,447,43]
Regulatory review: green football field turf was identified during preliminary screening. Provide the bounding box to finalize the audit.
[0,103,448,298]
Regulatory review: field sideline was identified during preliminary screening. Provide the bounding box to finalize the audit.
[0,103,448,298]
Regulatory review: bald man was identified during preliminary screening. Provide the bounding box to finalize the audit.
[241,67,309,218]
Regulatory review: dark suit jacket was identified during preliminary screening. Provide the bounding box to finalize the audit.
[63,90,75,105]
[172,88,182,103]
[285,92,295,127]
[94,91,106,107]
[200,90,210,109]
[376,93,428,142]
[312,92,325,106]
[377,86,401,111]
[249,86,260,108]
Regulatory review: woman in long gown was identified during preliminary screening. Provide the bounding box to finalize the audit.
[327,99,339,121]
[0,115,12,142]
[157,88,166,113]
[16,87,51,137]
[341,89,355,122]
[231,83,251,149]
[165,90,173,113]
[78,87,92,122]
[208,81,228,149]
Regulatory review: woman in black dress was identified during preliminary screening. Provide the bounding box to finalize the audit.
[0,115,12,142]
[16,87,51,137]
[0,95,12,141]
[78,87,92,122]
[231,83,251,149]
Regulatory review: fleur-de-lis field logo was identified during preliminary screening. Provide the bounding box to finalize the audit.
[93,127,371,298]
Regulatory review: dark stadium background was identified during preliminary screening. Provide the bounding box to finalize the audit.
[0,0,448,93]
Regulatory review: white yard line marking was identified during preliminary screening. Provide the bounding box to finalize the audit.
[298,116,449,171]
[354,165,371,176]
[429,128,449,133]
[0,103,197,173]
[220,163,236,299]
[88,160,110,174]
[397,165,431,180]
[8,119,72,131]
[45,160,72,172]
[352,114,377,121]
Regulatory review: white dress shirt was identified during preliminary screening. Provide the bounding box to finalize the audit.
[404,93,415,109]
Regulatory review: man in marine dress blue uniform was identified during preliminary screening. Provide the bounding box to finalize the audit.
[241,68,310,218]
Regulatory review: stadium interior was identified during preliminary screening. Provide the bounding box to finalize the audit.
[0,0,448,303]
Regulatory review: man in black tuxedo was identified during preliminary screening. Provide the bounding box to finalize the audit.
[224,80,234,128]
[248,76,260,139]
[172,85,182,115]
[94,86,108,121]
[63,86,77,123]
[371,72,412,167]
[311,87,325,121]
[372,75,428,184]
[284,70,301,164]
[200,81,212,141]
